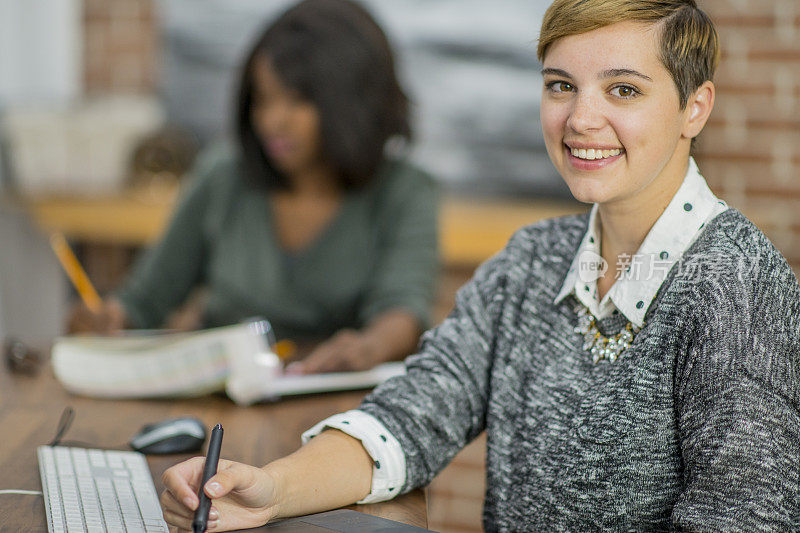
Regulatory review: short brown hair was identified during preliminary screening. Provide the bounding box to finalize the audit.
[538,0,720,109]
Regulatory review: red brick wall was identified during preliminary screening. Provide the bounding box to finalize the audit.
[695,0,800,273]
[83,0,158,94]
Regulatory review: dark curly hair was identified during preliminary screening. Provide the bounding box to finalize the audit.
[236,0,412,190]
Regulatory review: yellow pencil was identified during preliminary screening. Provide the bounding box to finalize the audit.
[49,233,103,313]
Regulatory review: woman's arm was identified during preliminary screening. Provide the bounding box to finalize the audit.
[114,153,225,329]
[671,249,800,531]
[160,430,372,532]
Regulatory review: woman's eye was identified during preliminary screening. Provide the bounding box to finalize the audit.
[547,81,574,93]
[611,85,639,99]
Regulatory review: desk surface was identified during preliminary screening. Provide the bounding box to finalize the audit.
[0,363,427,531]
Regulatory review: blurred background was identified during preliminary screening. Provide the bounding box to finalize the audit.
[0,0,797,531]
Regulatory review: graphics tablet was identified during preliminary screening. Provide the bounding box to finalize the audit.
[230,509,434,532]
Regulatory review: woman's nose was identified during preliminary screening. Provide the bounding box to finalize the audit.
[566,93,606,133]
[256,100,291,132]
[267,104,290,130]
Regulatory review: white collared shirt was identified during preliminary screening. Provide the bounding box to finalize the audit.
[304,158,728,503]
[554,157,728,327]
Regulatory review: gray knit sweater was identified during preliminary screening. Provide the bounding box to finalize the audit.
[360,209,800,532]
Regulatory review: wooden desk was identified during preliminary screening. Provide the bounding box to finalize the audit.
[0,363,427,531]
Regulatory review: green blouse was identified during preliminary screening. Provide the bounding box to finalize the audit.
[117,146,439,341]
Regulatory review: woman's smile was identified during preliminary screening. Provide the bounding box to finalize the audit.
[266,137,298,160]
[564,142,625,171]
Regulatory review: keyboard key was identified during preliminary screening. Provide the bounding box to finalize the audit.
[88,449,107,468]
[105,451,125,469]
[134,483,164,520]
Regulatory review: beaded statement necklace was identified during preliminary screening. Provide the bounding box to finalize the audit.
[574,304,640,363]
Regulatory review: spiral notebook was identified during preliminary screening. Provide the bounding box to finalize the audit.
[51,322,405,405]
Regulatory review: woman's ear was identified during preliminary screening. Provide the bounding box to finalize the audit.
[682,80,715,140]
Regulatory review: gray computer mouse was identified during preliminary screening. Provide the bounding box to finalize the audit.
[129,417,207,454]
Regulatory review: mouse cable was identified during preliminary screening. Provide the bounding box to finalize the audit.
[49,406,75,446]
[0,490,42,496]
[46,406,128,450]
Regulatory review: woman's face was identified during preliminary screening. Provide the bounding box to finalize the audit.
[540,21,692,206]
[250,56,324,176]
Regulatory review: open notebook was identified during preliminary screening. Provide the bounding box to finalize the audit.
[51,321,405,405]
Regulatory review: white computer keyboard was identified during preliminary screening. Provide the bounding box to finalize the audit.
[37,446,169,533]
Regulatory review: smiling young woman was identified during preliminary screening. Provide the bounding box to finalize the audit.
[160,2,800,531]
[540,19,716,299]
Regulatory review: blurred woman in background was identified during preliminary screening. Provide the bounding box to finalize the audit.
[68,0,439,374]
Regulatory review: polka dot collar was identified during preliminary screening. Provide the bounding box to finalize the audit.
[555,157,728,328]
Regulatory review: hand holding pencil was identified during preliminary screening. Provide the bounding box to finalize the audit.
[50,232,129,334]
[66,297,128,334]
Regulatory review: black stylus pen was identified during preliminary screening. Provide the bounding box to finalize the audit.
[193,423,223,533]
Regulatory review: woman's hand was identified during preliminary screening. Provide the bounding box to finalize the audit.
[288,329,383,374]
[66,298,128,334]
[160,457,278,532]
[287,310,422,375]
[162,431,374,530]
